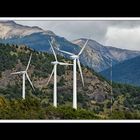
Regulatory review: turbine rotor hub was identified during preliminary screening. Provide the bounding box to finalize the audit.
[70,55,79,59]
[51,61,59,65]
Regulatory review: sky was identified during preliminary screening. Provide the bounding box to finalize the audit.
[15,20,140,51]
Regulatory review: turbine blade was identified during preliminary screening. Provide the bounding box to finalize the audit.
[48,40,58,61]
[11,71,23,75]
[46,67,54,86]
[57,49,75,56]
[58,62,73,65]
[26,73,35,91]
[77,59,84,87]
[78,39,89,56]
[26,53,32,71]
[51,36,55,42]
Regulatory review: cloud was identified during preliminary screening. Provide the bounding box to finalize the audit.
[15,20,109,42]
[15,20,140,51]
[105,26,140,51]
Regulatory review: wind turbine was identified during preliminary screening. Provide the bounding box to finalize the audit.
[11,53,35,99]
[47,40,72,108]
[57,39,89,109]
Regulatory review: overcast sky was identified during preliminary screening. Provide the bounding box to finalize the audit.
[15,20,140,51]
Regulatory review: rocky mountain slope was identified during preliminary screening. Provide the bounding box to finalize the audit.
[73,38,140,72]
[0,21,140,72]
[0,43,112,111]
[0,20,54,39]
[1,43,140,119]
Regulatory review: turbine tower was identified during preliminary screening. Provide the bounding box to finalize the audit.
[11,54,35,99]
[57,39,89,109]
[47,40,72,107]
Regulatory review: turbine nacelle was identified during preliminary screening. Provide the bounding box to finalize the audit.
[51,61,59,65]
[70,55,79,59]
[51,61,72,65]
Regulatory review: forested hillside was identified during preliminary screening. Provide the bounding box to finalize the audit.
[1,43,140,119]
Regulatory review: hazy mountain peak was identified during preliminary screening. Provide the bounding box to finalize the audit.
[72,38,140,72]
[0,20,55,39]
[73,38,89,44]
[0,21,140,72]
[43,30,56,36]
[0,20,16,24]
[73,38,104,48]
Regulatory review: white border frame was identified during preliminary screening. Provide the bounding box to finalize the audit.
[0,17,140,123]
[1,17,140,20]
[0,120,140,123]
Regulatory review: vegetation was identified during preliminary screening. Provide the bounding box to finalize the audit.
[0,92,140,119]
[0,43,18,72]
[0,96,102,119]
[1,43,140,119]
[100,55,140,86]
[0,43,71,77]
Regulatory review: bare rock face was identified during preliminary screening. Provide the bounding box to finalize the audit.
[87,87,110,103]
[73,38,140,72]
[84,78,92,84]
[0,65,111,103]
[93,89,106,102]
[0,70,14,88]
[83,74,110,104]
[88,85,94,91]
[0,53,111,105]
[82,68,111,103]
[91,79,100,86]
[0,21,45,39]
[34,78,48,89]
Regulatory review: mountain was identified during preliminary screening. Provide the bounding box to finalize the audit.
[73,39,140,72]
[0,21,79,53]
[100,55,140,86]
[1,43,140,119]
[0,20,140,72]
[0,20,55,39]
[0,43,113,111]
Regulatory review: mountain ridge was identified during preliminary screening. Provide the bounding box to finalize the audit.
[100,55,140,86]
[72,38,140,71]
[0,20,140,72]
[0,20,55,39]
[1,43,140,119]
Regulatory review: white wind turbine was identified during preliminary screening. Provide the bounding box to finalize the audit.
[47,40,72,108]
[11,54,35,99]
[57,39,89,109]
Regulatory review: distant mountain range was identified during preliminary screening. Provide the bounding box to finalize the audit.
[100,55,140,86]
[72,39,140,72]
[0,20,140,72]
